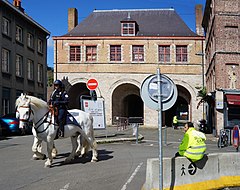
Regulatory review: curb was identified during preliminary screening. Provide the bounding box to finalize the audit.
[96,134,144,144]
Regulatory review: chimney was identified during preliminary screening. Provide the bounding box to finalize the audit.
[13,0,24,12]
[68,8,78,32]
[195,4,204,36]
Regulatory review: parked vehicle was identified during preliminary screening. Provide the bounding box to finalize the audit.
[0,113,32,136]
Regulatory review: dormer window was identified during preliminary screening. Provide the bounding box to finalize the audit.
[121,13,137,36]
[121,22,135,36]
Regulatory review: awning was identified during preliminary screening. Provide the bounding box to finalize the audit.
[226,94,240,106]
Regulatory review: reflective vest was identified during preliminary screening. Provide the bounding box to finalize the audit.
[179,127,206,162]
[173,116,178,124]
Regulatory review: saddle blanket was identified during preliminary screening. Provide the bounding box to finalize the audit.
[66,112,81,129]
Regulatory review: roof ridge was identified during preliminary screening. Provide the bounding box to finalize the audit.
[93,8,175,13]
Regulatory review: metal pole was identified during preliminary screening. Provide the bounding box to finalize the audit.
[157,68,163,190]
[202,39,205,120]
[136,123,139,144]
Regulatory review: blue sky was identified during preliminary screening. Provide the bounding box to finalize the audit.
[20,0,206,67]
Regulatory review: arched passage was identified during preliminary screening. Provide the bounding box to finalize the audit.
[165,85,191,127]
[67,83,92,109]
[112,83,143,121]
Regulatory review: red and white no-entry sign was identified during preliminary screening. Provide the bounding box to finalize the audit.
[86,78,98,90]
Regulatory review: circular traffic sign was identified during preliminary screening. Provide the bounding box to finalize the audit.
[140,74,178,111]
[87,78,98,90]
[148,75,174,103]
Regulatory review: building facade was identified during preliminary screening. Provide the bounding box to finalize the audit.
[53,7,205,127]
[202,0,240,135]
[0,0,50,115]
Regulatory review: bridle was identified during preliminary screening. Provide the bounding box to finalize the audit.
[16,105,34,123]
[17,104,56,134]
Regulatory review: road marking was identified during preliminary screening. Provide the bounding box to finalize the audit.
[60,183,70,190]
[120,162,143,190]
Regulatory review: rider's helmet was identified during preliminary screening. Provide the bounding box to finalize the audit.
[53,80,62,87]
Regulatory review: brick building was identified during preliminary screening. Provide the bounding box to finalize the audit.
[0,0,50,115]
[202,0,240,135]
[53,7,205,127]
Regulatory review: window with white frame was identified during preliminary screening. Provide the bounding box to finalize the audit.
[38,39,43,53]
[121,23,135,36]
[132,45,144,62]
[37,63,43,82]
[27,59,34,80]
[70,46,81,61]
[176,45,188,62]
[158,45,170,62]
[110,45,121,61]
[16,25,23,42]
[2,17,10,36]
[27,33,34,48]
[16,54,23,77]
[1,48,10,73]
[86,46,97,61]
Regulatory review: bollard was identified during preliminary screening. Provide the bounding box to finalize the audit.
[132,123,139,144]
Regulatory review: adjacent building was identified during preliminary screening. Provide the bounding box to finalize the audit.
[53,7,205,127]
[202,0,240,135]
[0,0,50,115]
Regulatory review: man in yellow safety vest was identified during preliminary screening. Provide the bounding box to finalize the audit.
[173,115,178,129]
[175,122,207,162]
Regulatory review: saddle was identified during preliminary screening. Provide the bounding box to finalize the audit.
[49,106,81,128]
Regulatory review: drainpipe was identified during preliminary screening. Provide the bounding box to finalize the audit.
[55,39,58,80]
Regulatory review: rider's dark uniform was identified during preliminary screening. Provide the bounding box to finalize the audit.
[49,80,69,137]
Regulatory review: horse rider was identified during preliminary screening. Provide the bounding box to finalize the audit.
[49,80,69,137]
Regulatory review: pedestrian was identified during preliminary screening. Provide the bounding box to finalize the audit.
[173,115,178,129]
[175,122,207,162]
[49,80,69,137]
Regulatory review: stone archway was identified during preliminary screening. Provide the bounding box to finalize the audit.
[165,85,191,127]
[112,83,143,122]
[68,83,90,109]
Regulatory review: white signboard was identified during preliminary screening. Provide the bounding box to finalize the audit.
[82,98,106,130]
[216,91,224,109]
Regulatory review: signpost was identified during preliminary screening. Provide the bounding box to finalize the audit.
[140,68,178,190]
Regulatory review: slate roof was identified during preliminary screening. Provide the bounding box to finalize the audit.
[63,9,198,37]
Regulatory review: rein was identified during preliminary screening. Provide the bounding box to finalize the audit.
[18,104,57,134]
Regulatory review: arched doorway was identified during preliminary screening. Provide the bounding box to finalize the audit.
[123,94,143,117]
[67,83,91,109]
[165,85,191,127]
[112,83,143,122]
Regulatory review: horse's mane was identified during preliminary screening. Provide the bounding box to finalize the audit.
[16,95,48,109]
[27,95,48,109]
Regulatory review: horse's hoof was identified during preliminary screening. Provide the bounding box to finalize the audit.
[91,158,98,162]
[44,164,51,168]
[32,156,40,160]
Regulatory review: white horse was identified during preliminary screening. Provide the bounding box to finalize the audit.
[15,94,98,167]
[16,110,57,160]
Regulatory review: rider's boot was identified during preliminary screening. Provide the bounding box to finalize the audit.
[59,120,64,137]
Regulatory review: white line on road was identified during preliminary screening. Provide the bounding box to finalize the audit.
[60,183,70,190]
[120,162,143,190]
